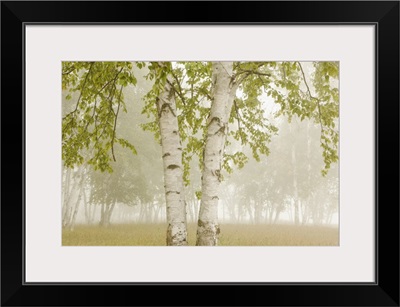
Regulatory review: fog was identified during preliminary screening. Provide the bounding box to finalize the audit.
[62,62,339,234]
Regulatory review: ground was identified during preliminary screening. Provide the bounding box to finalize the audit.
[62,223,339,246]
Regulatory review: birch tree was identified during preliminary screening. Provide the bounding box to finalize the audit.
[152,63,187,245]
[63,61,188,245]
[196,62,237,245]
[62,165,86,230]
[193,61,338,244]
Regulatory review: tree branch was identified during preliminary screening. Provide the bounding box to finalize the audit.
[235,71,252,86]
[62,65,76,76]
[83,66,124,137]
[297,62,324,136]
[62,62,95,121]
[167,77,186,106]
[191,87,213,102]
[236,69,271,77]
[111,85,123,162]
[233,99,246,144]
[234,62,271,85]
[169,71,187,105]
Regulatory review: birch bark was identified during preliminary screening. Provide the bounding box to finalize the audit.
[196,62,236,246]
[157,70,187,246]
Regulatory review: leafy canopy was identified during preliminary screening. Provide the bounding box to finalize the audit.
[62,61,339,178]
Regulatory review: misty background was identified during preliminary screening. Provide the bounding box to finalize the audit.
[62,62,338,231]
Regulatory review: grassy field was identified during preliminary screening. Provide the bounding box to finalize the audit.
[63,223,339,246]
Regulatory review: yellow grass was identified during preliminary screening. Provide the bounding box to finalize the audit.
[62,223,338,246]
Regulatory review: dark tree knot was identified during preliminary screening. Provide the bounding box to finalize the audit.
[167,164,180,170]
[166,191,180,195]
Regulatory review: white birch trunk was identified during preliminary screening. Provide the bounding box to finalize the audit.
[84,190,97,225]
[69,186,83,231]
[62,167,83,229]
[157,72,187,246]
[196,62,236,246]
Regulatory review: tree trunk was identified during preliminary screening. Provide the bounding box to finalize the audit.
[301,201,309,225]
[99,199,115,227]
[273,208,281,224]
[107,200,116,224]
[291,141,300,225]
[325,207,333,224]
[69,185,83,230]
[62,168,72,225]
[157,66,187,246]
[84,190,97,225]
[196,62,236,246]
[62,167,73,228]
[139,202,146,222]
[303,120,312,225]
[62,167,83,229]
[267,204,274,224]
[70,169,88,230]
[254,202,263,224]
[99,203,106,226]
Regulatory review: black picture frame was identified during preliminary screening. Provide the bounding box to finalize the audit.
[1,1,399,306]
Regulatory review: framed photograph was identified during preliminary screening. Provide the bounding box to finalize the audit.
[2,1,399,306]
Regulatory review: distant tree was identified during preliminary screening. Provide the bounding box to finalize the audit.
[62,164,86,230]
[87,149,150,227]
